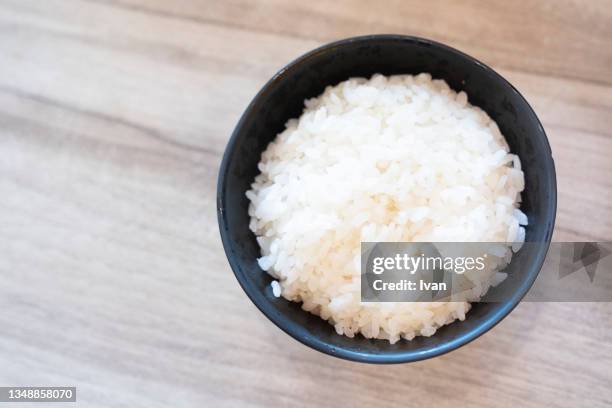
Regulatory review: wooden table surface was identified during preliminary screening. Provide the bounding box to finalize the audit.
[1,1,611,407]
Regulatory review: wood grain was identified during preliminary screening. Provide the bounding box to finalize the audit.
[0,1,610,407]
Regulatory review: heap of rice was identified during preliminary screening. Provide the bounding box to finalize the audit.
[247,73,527,343]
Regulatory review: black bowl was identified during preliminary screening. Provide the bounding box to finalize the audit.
[217,35,556,363]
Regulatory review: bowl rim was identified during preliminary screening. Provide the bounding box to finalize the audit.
[217,34,557,364]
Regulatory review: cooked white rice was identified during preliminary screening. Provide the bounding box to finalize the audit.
[247,73,526,343]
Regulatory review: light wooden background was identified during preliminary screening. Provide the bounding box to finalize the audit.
[1,1,611,407]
